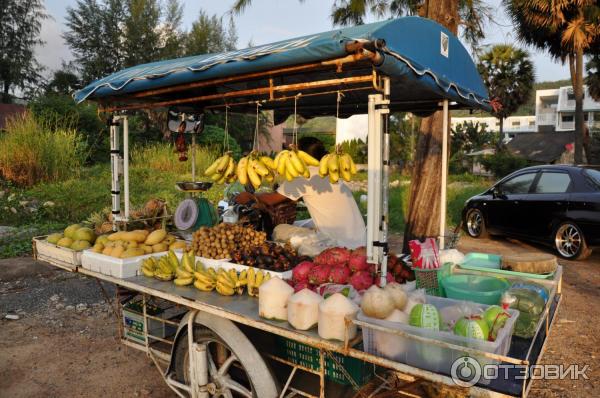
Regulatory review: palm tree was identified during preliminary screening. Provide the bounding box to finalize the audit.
[504,0,600,163]
[477,44,535,140]
[586,55,600,102]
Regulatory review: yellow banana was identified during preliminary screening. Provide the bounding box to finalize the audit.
[216,172,228,184]
[255,270,264,287]
[216,281,235,296]
[195,260,205,272]
[194,279,215,292]
[329,171,340,183]
[263,272,271,283]
[141,267,155,278]
[297,150,320,166]
[349,156,357,174]
[319,154,330,177]
[194,271,216,285]
[154,272,174,281]
[211,172,224,181]
[302,167,310,178]
[217,274,235,289]
[289,151,305,174]
[204,157,221,176]
[260,156,275,170]
[252,159,270,177]
[340,153,351,172]
[247,163,262,189]
[277,150,289,175]
[327,154,339,173]
[216,153,231,174]
[236,157,249,185]
[158,258,173,275]
[340,168,352,182]
[265,172,274,183]
[207,268,218,279]
[224,157,236,178]
[286,156,299,177]
[176,267,193,278]
[273,151,284,170]
[174,277,194,286]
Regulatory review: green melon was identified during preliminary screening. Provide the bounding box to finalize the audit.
[64,224,82,239]
[47,233,63,245]
[57,237,74,248]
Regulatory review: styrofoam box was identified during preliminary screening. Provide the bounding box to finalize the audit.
[33,236,82,267]
[81,250,165,279]
[173,252,292,278]
[358,295,519,382]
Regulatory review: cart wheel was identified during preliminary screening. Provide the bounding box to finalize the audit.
[173,326,278,398]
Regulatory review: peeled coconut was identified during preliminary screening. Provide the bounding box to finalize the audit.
[384,309,409,323]
[318,293,359,341]
[287,289,323,330]
[384,282,408,310]
[259,277,294,321]
[361,285,395,319]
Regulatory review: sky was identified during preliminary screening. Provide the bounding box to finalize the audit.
[38,0,571,83]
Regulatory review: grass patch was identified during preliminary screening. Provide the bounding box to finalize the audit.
[131,143,219,174]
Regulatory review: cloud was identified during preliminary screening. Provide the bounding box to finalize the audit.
[35,16,73,73]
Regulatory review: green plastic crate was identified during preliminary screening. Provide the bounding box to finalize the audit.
[274,336,374,387]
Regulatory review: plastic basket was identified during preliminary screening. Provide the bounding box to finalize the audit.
[273,336,373,387]
[412,263,451,296]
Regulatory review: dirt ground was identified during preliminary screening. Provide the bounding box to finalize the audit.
[0,236,598,397]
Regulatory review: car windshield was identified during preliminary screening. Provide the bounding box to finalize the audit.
[584,169,600,187]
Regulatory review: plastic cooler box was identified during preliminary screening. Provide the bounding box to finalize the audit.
[81,250,164,278]
[358,295,519,383]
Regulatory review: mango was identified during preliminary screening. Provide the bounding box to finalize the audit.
[47,233,63,244]
[108,231,126,241]
[144,229,167,245]
[111,245,125,258]
[163,235,177,245]
[64,224,82,239]
[70,240,91,251]
[126,240,138,248]
[152,243,168,253]
[139,244,153,254]
[91,243,104,253]
[120,247,145,258]
[169,241,187,250]
[122,231,147,243]
[96,235,109,246]
[73,227,96,243]
[102,246,114,256]
[57,237,74,248]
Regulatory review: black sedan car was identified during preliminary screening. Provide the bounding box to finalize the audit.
[462,165,600,260]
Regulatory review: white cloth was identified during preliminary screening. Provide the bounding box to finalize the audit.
[277,167,366,249]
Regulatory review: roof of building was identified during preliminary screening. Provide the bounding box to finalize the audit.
[0,104,26,130]
[506,131,574,163]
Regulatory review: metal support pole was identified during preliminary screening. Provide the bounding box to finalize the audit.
[379,77,391,286]
[366,95,381,265]
[109,118,120,230]
[123,116,130,221]
[191,133,196,181]
[439,100,449,249]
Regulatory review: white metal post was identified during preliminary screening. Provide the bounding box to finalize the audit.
[110,119,120,230]
[366,95,382,266]
[439,100,449,249]
[379,78,391,286]
[123,116,130,221]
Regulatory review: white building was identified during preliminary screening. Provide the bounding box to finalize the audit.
[452,85,600,138]
[535,86,600,132]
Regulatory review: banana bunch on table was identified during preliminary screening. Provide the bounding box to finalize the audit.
[236,151,275,189]
[319,151,357,183]
[204,152,237,184]
[274,147,320,181]
[193,267,271,296]
[140,250,200,285]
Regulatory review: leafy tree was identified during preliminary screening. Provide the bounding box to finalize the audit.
[45,62,82,95]
[451,121,496,156]
[123,0,162,67]
[477,45,535,139]
[480,149,530,179]
[0,0,47,103]
[186,12,237,56]
[160,0,184,59]
[586,54,600,102]
[64,0,126,84]
[504,0,600,163]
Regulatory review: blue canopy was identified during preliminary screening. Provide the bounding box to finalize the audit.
[75,17,490,115]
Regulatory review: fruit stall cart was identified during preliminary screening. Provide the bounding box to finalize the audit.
[33,17,562,398]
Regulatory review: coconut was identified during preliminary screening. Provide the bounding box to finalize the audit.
[287,289,323,330]
[258,277,294,321]
[384,309,409,323]
[361,285,395,319]
[318,293,358,340]
[384,282,408,310]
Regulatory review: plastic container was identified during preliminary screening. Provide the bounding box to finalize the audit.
[122,300,178,344]
[33,236,82,268]
[441,274,509,305]
[459,253,555,280]
[273,336,373,386]
[358,295,519,381]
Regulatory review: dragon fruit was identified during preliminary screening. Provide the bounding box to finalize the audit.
[308,264,331,285]
[329,265,351,284]
[376,272,396,286]
[292,261,315,283]
[348,254,369,272]
[314,247,351,266]
[293,281,312,292]
[352,246,366,257]
[349,271,374,291]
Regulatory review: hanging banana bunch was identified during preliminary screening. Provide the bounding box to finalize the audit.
[319,147,358,183]
[236,151,275,189]
[273,145,320,181]
[204,151,237,184]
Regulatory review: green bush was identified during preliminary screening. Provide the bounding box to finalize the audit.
[0,113,87,187]
[338,138,367,163]
[480,151,531,178]
[197,125,242,158]
[28,94,106,162]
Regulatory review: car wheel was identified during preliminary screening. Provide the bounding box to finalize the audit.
[465,209,488,238]
[554,222,592,260]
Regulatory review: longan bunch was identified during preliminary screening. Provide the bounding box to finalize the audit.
[192,223,267,259]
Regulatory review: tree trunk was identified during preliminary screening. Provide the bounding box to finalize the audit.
[403,0,458,252]
[574,48,585,164]
[2,82,11,104]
